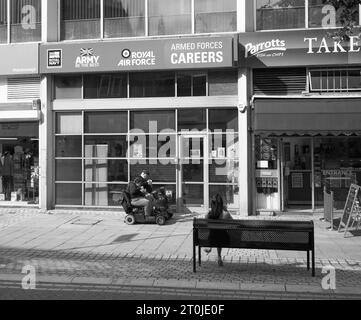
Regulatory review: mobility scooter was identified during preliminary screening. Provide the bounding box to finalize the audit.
[121,187,173,226]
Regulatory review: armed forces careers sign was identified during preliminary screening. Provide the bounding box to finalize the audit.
[40,36,236,73]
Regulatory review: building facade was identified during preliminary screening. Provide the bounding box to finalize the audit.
[0,0,360,216]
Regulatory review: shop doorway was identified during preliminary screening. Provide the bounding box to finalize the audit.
[0,122,39,206]
[178,134,209,212]
[281,137,313,212]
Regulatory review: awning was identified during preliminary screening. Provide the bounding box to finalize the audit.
[0,110,40,122]
[253,97,361,136]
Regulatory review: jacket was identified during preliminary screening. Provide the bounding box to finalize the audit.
[126,181,144,199]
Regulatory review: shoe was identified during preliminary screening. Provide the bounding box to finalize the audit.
[203,248,211,255]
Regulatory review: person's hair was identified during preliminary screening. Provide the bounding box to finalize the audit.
[134,177,144,186]
[208,194,224,219]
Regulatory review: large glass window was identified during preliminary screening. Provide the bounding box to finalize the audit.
[195,0,237,33]
[84,74,127,99]
[309,68,361,92]
[54,109,239,208]
[130,72,175,97]
[177,72,207,97]
[130,110,175,133]
[104,0,145,38]
[208,70,238,96]
[148,0,191,36]
[308,0,359,28]
[256,0,305,30]
[54,76,83,99]
[0,0,7,43]
[11,0,41,42]
[61,0,100,40]
[84,112,128,133]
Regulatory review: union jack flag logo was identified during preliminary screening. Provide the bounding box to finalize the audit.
[80,48,94,57]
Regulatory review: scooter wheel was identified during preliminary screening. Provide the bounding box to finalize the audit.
[125,215,135,225]
[156,215,166,226]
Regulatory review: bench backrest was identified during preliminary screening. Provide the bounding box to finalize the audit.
[193,218,314,251]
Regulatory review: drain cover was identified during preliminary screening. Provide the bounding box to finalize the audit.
[71,219,102,226]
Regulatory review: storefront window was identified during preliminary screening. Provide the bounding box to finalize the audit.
[56,113,82,134]
[104,0,145,38]
[84,112,128,134]
[130,110,175,133]
[0,0,7,43]
[56,160,82,181]
[148,0,191,36]
[84,159,128,182]
[61,0,100,40]
[55,76,83,100]
[54,109,239,209]
[0,122,39,205]
[56,183,82,205]
[255,137,279,211]
[315,138,361,209]
[56,136,82,157]
[209,109,238,132]
[129,135,176,158]
[11,0,41,42]
[209,134,238,159]
[177,72,207,97]
[84,136,128,158]
[130,161,176,182]
[130,72,175,98]
[208,70,238,96]
[178,109,206,131]
[84,74,127,99]
[84,183,128,206]
[256,0,305,30]
[195,0,237,33]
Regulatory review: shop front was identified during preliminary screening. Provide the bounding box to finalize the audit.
[0,122,39,205]
[0,43,40,207]
[40,36,240,212]
[238,28,361,214]
[253,97,361,213]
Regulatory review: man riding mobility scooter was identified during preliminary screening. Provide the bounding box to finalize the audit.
[121,174,173,225]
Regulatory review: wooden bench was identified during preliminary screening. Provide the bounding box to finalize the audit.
[193,218,315,276]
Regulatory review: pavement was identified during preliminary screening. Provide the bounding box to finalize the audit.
[0,207,360,300]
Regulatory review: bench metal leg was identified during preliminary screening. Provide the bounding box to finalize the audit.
[307,251,310,270]
[199,247,201,266]
[193,244,196,273]
[312,249,315,277]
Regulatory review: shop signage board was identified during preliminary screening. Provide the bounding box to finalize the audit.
[338,184,361,237]
[0,43,39,75]
[40,36,236,74]
[239,29,361,67]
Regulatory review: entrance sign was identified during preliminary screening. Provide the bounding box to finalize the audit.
[338,184,361,237]
[40,36,236,73]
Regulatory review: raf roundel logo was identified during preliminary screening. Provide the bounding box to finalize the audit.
[122,49,131,59]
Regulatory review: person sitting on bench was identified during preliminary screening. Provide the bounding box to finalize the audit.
[126,177,152,217]
[204,194,233,266]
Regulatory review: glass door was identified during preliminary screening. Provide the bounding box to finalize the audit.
[178,134,208,211]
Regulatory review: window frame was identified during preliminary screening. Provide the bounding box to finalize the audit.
[308,67,361,93]
[0,0,42,44]
[255,0,361,32]
[59,0,238,42]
